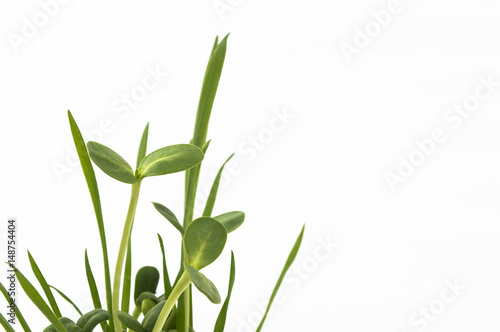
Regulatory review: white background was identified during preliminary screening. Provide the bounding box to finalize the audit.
[1,0,500,331]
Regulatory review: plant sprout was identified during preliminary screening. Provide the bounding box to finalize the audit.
[0,35,305,332]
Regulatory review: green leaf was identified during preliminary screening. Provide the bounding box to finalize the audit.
[0,281,31,331]
[14,267,66,332]
[87,141,138,184]
[137,123,150,168]
[76,309,111,332]
[157,234,172,298]
[138,144,204,179]
[121,239,132,313]
[68,111,114,332]
[44,317,82,332]
[213,211,245,233]
[213,251,235,332]
[256,225,305,332]
[203,154,234,217]
[0,313,16,332]
[184,217,227,270]
[201,139,211,154]
[115,311,145,332]
[84,251,102,310]
[153,202,184,235]
[134,267,160,305]
[49,285,83,316]
[27,251,61,317]
[184,263,221,304]
[141,300,166,332]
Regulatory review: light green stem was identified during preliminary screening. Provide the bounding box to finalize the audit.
[153,271,191,332]
[112,181,142,332]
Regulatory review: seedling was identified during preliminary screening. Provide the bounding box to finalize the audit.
[0,35,305,332]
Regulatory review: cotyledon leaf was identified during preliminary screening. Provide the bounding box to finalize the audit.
[213,211,245,233]
[115,311,145,332]
[184,262,221,304]
[184,217,227,270]
[87,141,138,184]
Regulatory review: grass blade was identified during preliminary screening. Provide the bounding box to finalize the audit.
[49,285,83,316]
[85,251,107,332]
[157,234,172,298]
[136,123,150,168]
[153,202,184,235]
[14,266,67,332]
[27,251,61,317]
[121,238,132,314]
[255,225,305,332]
[214,251,235,332]
[203,154,234,217]
[0,313,15,332]
[68,111,114,332]
[0,281,31,331]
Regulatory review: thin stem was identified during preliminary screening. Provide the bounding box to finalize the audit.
[112,181,142,332]
[153,271,191,332]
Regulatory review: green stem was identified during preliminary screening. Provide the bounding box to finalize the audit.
[112,181,142,332]
[153,271,191,332]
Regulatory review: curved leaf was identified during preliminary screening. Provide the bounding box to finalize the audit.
[153,202,184,235]
[184,263,220,304]
[141,300,166,332]
[213,211,244,233]
[77,309,111,332]
[115,311,145,332]
[184,217,227,270]
[49,285,82,316]
[44,317,82,332]
[138,144,204,179]
[87,141,137,184]
[134,267,160,305]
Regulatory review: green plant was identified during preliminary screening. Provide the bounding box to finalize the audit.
[1,35,305,332]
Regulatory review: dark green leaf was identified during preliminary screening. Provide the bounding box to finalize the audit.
[134,267,160,305]
[138,144,204,179]
[68,111,114,332]
[87,141,138,184]
[184,263,220,304]
[137,123,150,168]
[0,281,31,331]
[213,211,244,233]
[157,234,172,297]
[115,311,145,332]
[14,267,66,332]
[141,300,166,332]
[27,251,61,317]
[77,309,111,332]
[213,251,236,332]
[44,317,82,332]
[153,203,184,235]
[256,225,305,332]
[184,217,227,270]
[203,154,234,217]
[84,250,102,310]
[49,285,82,316]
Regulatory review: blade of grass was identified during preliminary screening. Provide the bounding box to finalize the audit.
[68,111,114,332]
[180,34,229,332]
[121,238,132,314]
[85,250,107,332]
[157,234,172,298]
[255,225,305,332]
[213,251,235,332]
[27,251,61,317]
[203,153,234,217]
[14,266,67,332]
[0,281,31,331]
[136,123,150,168]
[49,285,82,316]
[0,313,15,332]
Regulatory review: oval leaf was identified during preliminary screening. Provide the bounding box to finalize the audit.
[115,311,146,332]
[213,211,245,233]
[184,217,227,270]
[137,144,204,179]
[184,262,221,304]
[87,141,137,184]
[141,300,166,332]
[134,266,160,305]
